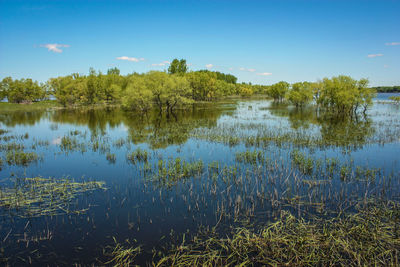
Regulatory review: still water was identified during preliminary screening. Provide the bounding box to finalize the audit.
[0,97,399,265]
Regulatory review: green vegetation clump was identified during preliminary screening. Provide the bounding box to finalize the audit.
[0,177,106,218]
[373,86,400,93]
[291,149,314,175]
[154,204,400,266]
[127,148,150,164]
[0,77,48,103]
[5,150,39,166]
[154,158,204,185]
[389,95,400,104]
[235,150,265,165]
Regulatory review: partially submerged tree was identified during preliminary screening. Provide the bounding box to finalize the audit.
[287,82,313,107]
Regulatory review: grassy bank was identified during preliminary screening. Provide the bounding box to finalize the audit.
[0,100,60,111]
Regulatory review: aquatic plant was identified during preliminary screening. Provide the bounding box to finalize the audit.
[155,203,400,266]
[127,148,150,164]
[0,177,106,218]
[5,150,39,166]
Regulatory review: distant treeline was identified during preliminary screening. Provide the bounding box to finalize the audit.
[372,86,400,93]
[0,58,376,115]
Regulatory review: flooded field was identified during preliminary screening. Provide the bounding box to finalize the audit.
[0,97,399,266]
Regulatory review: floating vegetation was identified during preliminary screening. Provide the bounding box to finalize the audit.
[152,158,204,186]
[291,149,314,175]
[5,150,39,166]
[106,153,116,164]
[60,135,86,152]
[235,150,265,165]
[0,177,106,218]
[104,239,141,267]
[127,148,150,164]
[155,203,400,266]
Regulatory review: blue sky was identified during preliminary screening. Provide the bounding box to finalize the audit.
[0,0,399,86]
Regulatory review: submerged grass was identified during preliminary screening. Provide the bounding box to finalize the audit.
[0,177,106,218]
[154,202,400,266]
[5,150,39,166]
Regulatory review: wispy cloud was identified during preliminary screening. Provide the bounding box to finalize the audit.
[385,42,400,46]
[240,67,256,72]
[256,72,272,76]
[206,64,213,69]
[116,56,145,62]
[40,43,70,53]
[367,54,383,58]
[151,60,170,66]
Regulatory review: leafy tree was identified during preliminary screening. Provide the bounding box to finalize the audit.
[186,71,217,101]
[268,81,289,102]
[287,82,313,107]
[122,76,153,112]
[197,70,237,84]
[238,86,254,97]
[168,59,188,75]
[317,75,373,115]
[1,77,46,103]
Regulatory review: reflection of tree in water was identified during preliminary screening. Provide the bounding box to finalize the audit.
[50,105,227,148]
[124,107,225,148]
[0,110,49,127]
[269,103,375,148]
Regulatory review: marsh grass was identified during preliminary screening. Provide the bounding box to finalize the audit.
[150,158,204,186]
[127,148,150,164]
[104,238,142,267]
[154,202,400,266]
[0,177,106,218]
[5,150,39,166]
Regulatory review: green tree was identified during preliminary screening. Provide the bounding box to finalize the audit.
[122,76,153,112]
[187,71,217,101]
[268,81,289,102]
[168,59,188,75]
[287,82,313,107]
[1,77,45,103]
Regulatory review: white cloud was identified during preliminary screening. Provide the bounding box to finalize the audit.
[367,54,383,58]
[40,43,70,53]
[384,64,389,68]
[229,67,233,71]
[206,64,213,69]
[239,67,257,72]
[151,60,171,66]
[385,42,400,46]
[256,72,272,76]
[116,56,145,62]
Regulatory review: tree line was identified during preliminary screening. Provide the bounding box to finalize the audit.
[0,59,377,115]
[372,86,400,93]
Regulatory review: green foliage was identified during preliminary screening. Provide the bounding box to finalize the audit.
[317,76,376,114]
[168,58,188,75]
[197,70,237,84]
[1,77,47,103]
[389,96,400,104]
[373,86,400,93]
[268,81,289,102]
[237,85,254,97]
[287,82,313,107]
[186,71,219,101]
